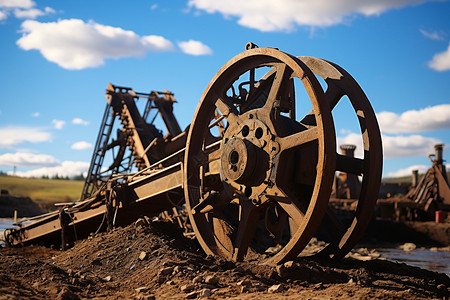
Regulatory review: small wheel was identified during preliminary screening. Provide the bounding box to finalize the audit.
[299,57,383,259]
[184,47,336,264]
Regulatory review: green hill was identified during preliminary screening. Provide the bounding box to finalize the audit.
[382,171,450,184]
[0,176,84,203]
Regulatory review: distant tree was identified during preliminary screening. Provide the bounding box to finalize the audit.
[0,170,7,176]
[73,173,86,181]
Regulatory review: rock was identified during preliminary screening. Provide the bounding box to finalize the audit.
[166,280,175,285]
[199,288,212,297]
[186,291,198,299]
[156,275,166,284]
[193,275,203,283]
[135,218,147,227]
[254,284,266,291]
[57,286,80,300]
[266,269,277,280]
[237,279,251,286]
[158,266,174,276]
[400,243,416,252]
[240,285,248,293]
[174,265,182,273]
[265,244,283,254]
[276,264,287,278]
[284,261,295,269]
[204,274,219,285]
[201,284,216,289]
[135,286,151,293]
[268,284,283,293]
[139,251,148,260]
[137,295,155,300]
[103,276,112,282]
[180,284,196,293]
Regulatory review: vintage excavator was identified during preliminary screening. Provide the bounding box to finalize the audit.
[3,44,383,264]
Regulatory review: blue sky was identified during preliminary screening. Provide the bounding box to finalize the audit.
[0,0,449,179]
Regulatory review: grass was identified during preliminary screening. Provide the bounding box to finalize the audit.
[382,171,450,184]
[0,176,84,203]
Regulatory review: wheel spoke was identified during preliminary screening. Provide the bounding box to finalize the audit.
[264,185,305,227]
[232,199,260,261]
[262,63,292,113]
[278,127,319,151]
[336,154,364,175]
[299,84,344,128]
[325,82,345,111]
[277,200,304,227]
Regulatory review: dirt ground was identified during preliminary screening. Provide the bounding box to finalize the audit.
[1,220,449,300]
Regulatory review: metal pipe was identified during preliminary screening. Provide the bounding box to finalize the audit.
[412,169,419,187]
[435,144,444,164]
[340,144,356,157]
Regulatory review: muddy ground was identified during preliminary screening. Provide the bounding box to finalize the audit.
[1,219,449,299]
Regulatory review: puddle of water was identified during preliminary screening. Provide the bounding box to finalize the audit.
[375,246,450,276]
[0,219,17,247]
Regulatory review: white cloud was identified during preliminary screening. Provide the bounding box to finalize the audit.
[71,141,93,150]
[178,40,212,56]
[10,160,90,178]
[0,0,54,22]
[429,43,450,71]
[338,131,442,159]
[0,126,51,148]
[377,104,450,134]
[0,0,34,9]
[72,117,89,126]
[188,0,437,32]
[150,4,158,10]
[17,19,175,70]
[52,119,66,130]
[382,134,441,159]
[385,164,429,178]
[0,152,59,167]
[31,112,39,117]
[13,6,54,19]
[386,163,450,177]
[0,10,7,20]
[420,29,445,41]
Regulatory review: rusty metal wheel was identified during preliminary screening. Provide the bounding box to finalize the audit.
[299,57,383,259]
[184,47,337,264]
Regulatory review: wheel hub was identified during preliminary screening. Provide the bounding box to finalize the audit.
[221,137,257,184]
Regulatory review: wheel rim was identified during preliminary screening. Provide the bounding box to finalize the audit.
[184,48,336,264]
[299,56,383,259]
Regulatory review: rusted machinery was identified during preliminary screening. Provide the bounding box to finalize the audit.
[379,144,450,221]
[3,44,383,264]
